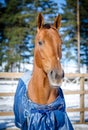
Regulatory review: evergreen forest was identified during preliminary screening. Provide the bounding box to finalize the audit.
[0,0,88,72]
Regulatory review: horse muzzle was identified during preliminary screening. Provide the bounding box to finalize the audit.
[48,69,64,88]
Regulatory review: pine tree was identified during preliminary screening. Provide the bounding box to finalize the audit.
[80,0,88,71]
[61,0,77,63]
[61,0,88,72]
[0,0,58,72]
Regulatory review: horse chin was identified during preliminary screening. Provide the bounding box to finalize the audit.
[50,82,61,88]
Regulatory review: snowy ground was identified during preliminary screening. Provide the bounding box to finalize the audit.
[0,75,88,129]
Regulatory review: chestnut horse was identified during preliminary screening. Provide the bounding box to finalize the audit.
[27,13,64,105]
[14,13,74,130]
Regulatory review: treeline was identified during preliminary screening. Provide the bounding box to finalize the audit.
[61,0,88,72]
[0,0,88,72]
[0,0,58,71]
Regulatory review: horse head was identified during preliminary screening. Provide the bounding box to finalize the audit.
[34,13,64,88]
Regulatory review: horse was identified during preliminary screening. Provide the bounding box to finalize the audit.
[14,13,74,130]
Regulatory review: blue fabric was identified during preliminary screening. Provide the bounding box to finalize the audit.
[13,72,74,130]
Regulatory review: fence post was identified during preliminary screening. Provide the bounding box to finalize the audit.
[80,76,84,123]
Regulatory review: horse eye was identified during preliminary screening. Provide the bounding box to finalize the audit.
[38,41,42,46]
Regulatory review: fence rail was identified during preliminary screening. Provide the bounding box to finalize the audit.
[0,72,88,124]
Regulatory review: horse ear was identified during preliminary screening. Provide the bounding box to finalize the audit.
[54,14,61,29]
[37,13,44,31]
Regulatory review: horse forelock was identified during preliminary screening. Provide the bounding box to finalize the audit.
[42,24,51,29]
[42,24,57,31]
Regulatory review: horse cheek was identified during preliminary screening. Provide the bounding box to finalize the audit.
[35,51,42,68]
[58,46,62,59]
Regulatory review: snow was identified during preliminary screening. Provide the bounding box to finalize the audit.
[73,124,88,130]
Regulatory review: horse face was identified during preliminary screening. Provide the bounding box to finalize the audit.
[35,13,64,87]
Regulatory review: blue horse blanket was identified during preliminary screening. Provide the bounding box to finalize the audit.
[14,71,74,130]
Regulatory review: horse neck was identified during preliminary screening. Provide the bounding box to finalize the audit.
[28,59,58,104]
[28,60,58,105]
[32,61,49,89]
[28,61,50,104]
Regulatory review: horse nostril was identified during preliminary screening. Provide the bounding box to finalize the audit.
[50,70,55,79]
[50,70,53,75]
[50,70,59,80]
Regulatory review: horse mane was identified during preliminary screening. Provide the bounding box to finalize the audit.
[42,24,51,29]
[42,24,56,30]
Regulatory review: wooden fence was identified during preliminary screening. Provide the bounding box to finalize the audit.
[0,72,88,125]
